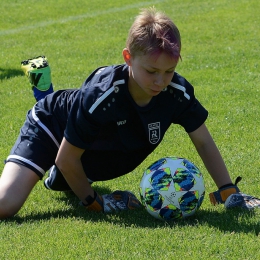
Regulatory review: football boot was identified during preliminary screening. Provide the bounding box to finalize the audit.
[21,55,52,91]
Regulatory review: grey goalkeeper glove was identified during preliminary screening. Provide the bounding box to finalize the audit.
[225,193,260,210]
[209,176,260,210]
[82,190,142,213]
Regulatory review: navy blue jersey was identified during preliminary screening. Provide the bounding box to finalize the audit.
[31,64,208,180]
[64,64,207,148]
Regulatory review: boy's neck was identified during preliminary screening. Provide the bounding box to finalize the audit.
[128,78,152,107]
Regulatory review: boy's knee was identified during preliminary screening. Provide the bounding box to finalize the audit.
[0,162,39,219]
[0,199,20,219]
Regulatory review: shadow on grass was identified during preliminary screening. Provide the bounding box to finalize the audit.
[0,67,24,80]
[4,186,260,235]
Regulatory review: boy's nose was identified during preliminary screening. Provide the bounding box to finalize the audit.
[154,75,164,88]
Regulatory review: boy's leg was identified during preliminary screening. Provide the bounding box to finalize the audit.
[44,165,93,191]
[0,162,39,219]
[44,165,72,191]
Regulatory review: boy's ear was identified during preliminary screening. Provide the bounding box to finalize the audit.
[122,48,132,65]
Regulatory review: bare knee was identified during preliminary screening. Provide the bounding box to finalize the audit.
[0,162,40,219]
[0,199,20,219]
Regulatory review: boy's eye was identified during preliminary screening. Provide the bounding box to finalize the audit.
[146,70,156,74]
[146,70,175,74]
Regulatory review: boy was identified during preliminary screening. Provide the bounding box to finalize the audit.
[0,7,259,219]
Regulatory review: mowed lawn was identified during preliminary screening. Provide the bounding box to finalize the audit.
[0,0,260,259]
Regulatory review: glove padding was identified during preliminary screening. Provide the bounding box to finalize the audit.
[225,193,260,210]
[83,190,142,213]
[102,190,142,213]
[209,176,242,205]
[209,176,260,210]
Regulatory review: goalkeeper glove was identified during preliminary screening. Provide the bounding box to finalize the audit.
[224,192,260,210]
[209,176,241,205]
[82,190,142,213]
[209,176,260,210]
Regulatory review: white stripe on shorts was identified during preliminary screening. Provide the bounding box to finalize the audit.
[7,154,46,176]
[32,105,60,148]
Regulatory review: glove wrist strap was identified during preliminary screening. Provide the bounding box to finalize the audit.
[209,176,242,205]
[82,191,104,212]
[82,191,97,206]
[209,185,240,205]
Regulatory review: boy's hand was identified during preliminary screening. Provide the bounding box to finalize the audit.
[225,193,260,210]
[102,190,142,212]
[209,176,260,210]
[83,190,142,213]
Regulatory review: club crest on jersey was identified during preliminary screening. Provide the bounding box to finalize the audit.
[148,122,160,144]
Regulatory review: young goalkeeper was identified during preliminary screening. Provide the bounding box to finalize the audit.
[0,7,259,219]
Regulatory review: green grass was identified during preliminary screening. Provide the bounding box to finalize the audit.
[1,0,260,259]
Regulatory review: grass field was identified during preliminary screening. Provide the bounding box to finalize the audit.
[0,0,260,259]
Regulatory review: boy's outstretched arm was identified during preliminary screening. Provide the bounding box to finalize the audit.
[188,123,260,210]
[188,123,232,188]
[55,138,141,213]
[55,138,95,201]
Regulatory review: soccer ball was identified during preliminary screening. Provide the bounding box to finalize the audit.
[139,156,205,221]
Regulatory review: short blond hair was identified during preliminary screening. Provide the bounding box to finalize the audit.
[126,7,181,59]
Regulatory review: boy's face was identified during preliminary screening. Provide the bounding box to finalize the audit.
[125,50,178,101]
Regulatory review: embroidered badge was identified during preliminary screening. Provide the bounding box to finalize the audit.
[148,122,160,144]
